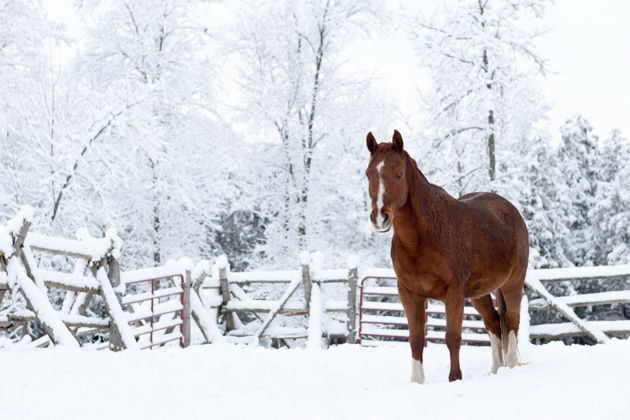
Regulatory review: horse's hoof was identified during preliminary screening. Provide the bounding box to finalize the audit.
[448,372,462,382]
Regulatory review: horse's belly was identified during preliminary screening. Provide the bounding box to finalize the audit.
[464,271,512,298]
[395,268,449,300]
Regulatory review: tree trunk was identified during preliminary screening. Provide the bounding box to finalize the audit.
[488,110,496,184]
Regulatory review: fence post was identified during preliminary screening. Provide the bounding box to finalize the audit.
[346,255,358,344]
[193,272,207,295]
[218,256,235,331]
[106,255,125,351]
[301,252,312,308]
[518,292,530,349]
[181,270,192,347]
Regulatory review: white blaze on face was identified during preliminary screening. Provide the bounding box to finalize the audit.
[375,160,386,228]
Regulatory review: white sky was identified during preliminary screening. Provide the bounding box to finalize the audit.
[44,0,630,141]
[346,0,630,141]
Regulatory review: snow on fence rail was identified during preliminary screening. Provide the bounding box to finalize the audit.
[525,266,630,342]
[198,252,359,347]
[2,208,630,350]
[357,271,491,347]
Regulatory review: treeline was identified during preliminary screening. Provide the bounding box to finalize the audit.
[0,0,628,278]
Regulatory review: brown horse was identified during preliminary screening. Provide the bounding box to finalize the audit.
[365,130,529,383]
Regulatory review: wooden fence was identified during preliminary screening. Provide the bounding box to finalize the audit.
[526,265,630,343]
[2,208,630,350]
[0,209,202,350]
[198,252,358,347]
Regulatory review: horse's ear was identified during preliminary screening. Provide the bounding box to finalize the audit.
[392,130,404,151]
[366,132,378,154]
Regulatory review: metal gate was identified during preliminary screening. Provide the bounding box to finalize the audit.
[358,275,490,346]
[121,271,189,349]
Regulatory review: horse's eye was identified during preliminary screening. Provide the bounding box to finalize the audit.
[396,172,404,179]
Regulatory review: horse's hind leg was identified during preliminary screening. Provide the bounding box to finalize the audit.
[471,294,504,373]
[498,269,526,368]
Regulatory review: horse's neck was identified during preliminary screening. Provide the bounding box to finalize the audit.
[392,167,436,251]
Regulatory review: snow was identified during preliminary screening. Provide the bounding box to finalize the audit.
[525,276,610,344]
[530,320,630,338]
[121,286,183,305]
[531,264,630,282]
[360,268,396,279]
[60,313,110,327]
[300,250,311,266]
[128,300,183,323]
[5,205,33,234]
[229,270,297,283]
[104,228,122,259]
[37,269,100,292]
[190,289,224,344]
[0,226,12,256]
[311,268,347,282]
[0,206,33,256]
[359,266,630,288]
[530,290,630,309]
[347,254,359,270]
[306,283,323,350]
[191,259,212,281]
[6,256,78,348]
[27,233,110,261]
[251,276,303,345]
[216,254,229,270]
[95,267,138,349]
[121,265,185,285]
[0,340,628,420]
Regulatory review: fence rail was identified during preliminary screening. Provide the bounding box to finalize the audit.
[357,274,492,347]
[2,209,630,350]
[525,265,630,342]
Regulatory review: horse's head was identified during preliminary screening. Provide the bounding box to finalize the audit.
[365,130,409,233]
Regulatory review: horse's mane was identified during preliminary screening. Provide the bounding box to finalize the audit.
[401,150,465,260]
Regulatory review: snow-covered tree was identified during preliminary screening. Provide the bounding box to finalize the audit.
[519,139,573,269]
[0,0,58,220]
[406,0,550,195]
[227,0,392,265]
[75,0,234,266]
[555,115,601,266]
[591,129,630,265]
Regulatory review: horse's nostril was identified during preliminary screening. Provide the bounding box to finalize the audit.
[370,213,376,224]
[383,213,389,224]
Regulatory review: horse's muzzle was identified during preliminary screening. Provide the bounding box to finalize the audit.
[370,211,392,233]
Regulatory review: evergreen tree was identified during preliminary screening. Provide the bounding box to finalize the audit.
[556,115,601,266]
[520,139,572,269]
[591,130,630,265]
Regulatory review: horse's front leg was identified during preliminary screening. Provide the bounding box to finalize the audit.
[399,286,426,384]
[444,292,465,382]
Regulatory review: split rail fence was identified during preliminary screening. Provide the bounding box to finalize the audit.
[2,208,630,350]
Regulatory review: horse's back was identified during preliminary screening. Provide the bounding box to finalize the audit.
[458,192,526,231]
[457,191,529,268]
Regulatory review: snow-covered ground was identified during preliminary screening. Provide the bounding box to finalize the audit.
[1,340,629,420]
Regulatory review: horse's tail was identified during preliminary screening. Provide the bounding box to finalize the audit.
[497,288,508,354]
